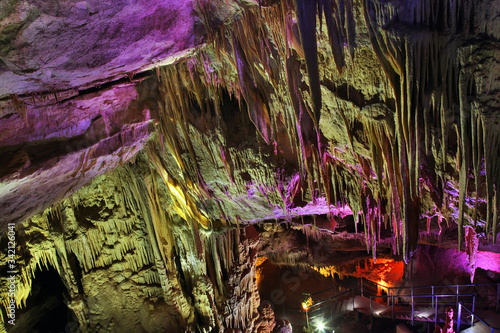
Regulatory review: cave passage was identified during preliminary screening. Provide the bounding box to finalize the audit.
[11,266,79,333]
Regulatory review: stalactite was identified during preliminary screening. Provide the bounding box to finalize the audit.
[302,224,324,242]
[465,226,479,282]
[233,35,273,144]
[3,1,474,293]
[147,144,211,229]
[148,2,378,257]
[132,164,198,325]
[264,250,309,266]
[482,116,500,243]
[357,0,499,257]
[458,70,472,250]
[293,0,321,123]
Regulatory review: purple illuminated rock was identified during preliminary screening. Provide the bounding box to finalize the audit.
[0,81,156,228]
[0,0,201,98]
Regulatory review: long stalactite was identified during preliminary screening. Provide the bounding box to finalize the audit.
[150,0,498,263]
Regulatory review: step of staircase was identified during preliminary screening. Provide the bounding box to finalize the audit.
[353,295,387,316]
[460,310,500,333]
[460,322,500,333]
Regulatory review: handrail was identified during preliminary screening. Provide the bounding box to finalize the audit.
[374,293,477,298]
[388,282,499,292]
[457,302,500,333]
[309,290,354,309]
[307,289,356,322]
[361,279,498,294]
[359,278,500,312]
[368,293,477,308]
[305,278,500,327]
[367,293,477,325]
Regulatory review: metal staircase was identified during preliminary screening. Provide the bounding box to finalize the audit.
[305,279,500,332]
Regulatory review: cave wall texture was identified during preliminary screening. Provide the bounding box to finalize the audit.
[1,0,500,332]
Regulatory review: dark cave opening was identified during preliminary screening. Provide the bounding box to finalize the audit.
[68,253,84,295]
[173,247,189,293]
[12,266,80,333]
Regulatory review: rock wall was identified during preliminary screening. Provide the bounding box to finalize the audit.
[0,159,262,332]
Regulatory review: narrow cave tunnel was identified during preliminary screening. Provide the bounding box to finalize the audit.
[10,266,79,333]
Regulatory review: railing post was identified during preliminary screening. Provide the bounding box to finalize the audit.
[434,295,438,327]
[457,303,462,332]
[392,296,395,320]
[431,286,435,309]
[456,285,459,310]
[496,283,500,313]
[361,279,364,297]
[370,296,373,316]
[472,295,475,327]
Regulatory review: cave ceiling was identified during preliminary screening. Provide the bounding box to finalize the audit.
[1,0,500,331]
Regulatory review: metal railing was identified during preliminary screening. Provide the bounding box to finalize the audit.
[457,302,500,333]
[360,279,500,312]
[386,283,500,312]
[368,293,476,326]
[304,278,500,330]
[308,289,355,321]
